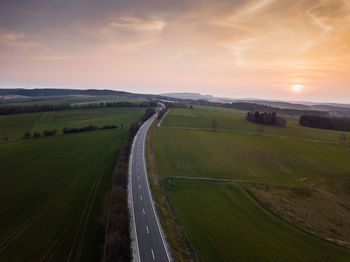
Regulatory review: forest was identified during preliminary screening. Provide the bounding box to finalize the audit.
[246,111,287,127]
[299,115,350,132]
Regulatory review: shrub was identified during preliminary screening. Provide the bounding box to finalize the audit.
[33,132,41,138]
[23,131,31,139]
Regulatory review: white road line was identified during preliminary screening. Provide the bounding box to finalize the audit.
[141,121,172,262]
[142,209,145,215]
[139,184,141,189]
[151,249,155,260]
[140,195,143,201]
[137,176,140,180]
[146,225,149,234]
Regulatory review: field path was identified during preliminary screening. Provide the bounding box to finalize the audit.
[159,109,350,146]
[67,167,104,262]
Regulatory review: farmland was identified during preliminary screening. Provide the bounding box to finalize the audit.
[0,106,146,261]
[162,106,350,144]
[149,105,350,261]
[154,128,350,185]
[0,130,126,262]
[0,107,145,141]
[164,179,350,262]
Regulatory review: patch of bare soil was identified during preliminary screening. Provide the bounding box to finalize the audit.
[244,180,350,248]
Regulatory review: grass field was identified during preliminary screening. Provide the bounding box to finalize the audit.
[0,107,145,141]
[164,179,350,262]
[162,106,350,144]
[154,128,350,185]
[0,129,127,262]
[151,105,350,261]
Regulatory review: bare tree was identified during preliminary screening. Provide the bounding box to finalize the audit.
[212,119,217,129]
[339,133,347,144]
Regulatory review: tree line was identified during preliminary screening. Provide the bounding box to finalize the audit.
[246,111,287,127]
[179,100,329,117]
[0,101,158,115]
[299,115,350,132]
[156,105,168,120]
[141,107,156,121]
[22,124,122,139]
[104,107,157,262]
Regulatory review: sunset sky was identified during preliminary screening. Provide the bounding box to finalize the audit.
[0,0,349,103]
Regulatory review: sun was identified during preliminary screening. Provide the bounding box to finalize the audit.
[291,84,303,92]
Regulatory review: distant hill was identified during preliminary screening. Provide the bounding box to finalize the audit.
[161,92,214,100]
[0,88,167,101]
[1,89,349,116]
[0,88,133,97]
[240,100,310,110]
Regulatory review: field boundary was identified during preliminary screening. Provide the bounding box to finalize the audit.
[147,121,200,262]
[241,184,350,250]
[159,126,350,146]
[166,176,350,251]
[158,108,350,146]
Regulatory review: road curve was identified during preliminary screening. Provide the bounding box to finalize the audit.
[129,112,171,262]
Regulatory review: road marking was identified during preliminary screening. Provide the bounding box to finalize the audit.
[139,184,141,189]
[142,209,145,215]
[151,249,155,260]
[140,195,143,201]
[137,176,140,180]
[146,225,149,234]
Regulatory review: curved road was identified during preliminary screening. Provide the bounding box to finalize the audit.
[129,112,171,262]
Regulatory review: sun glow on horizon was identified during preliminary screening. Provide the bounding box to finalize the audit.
[291,84,304,92]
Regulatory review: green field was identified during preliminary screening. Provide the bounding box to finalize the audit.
[162,106,350,144]
[152,105,350,261]
[0,107,145,140]
[164,179,350,262]
[0,130,126,262]
[154,128,350,185]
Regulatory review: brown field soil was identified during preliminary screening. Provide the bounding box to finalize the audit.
[244,179,350,248]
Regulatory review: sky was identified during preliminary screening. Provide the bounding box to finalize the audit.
[0,0,349,103]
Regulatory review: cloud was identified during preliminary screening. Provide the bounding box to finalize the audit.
[101,16,165,32]
[0,28,24,43]
[0,0,350,102]
[32,55,78,61]
[0,28,37,49]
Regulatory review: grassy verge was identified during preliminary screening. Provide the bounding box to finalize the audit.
[146,121,199,262]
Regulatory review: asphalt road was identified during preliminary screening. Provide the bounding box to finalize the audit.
[130,113,171,262]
